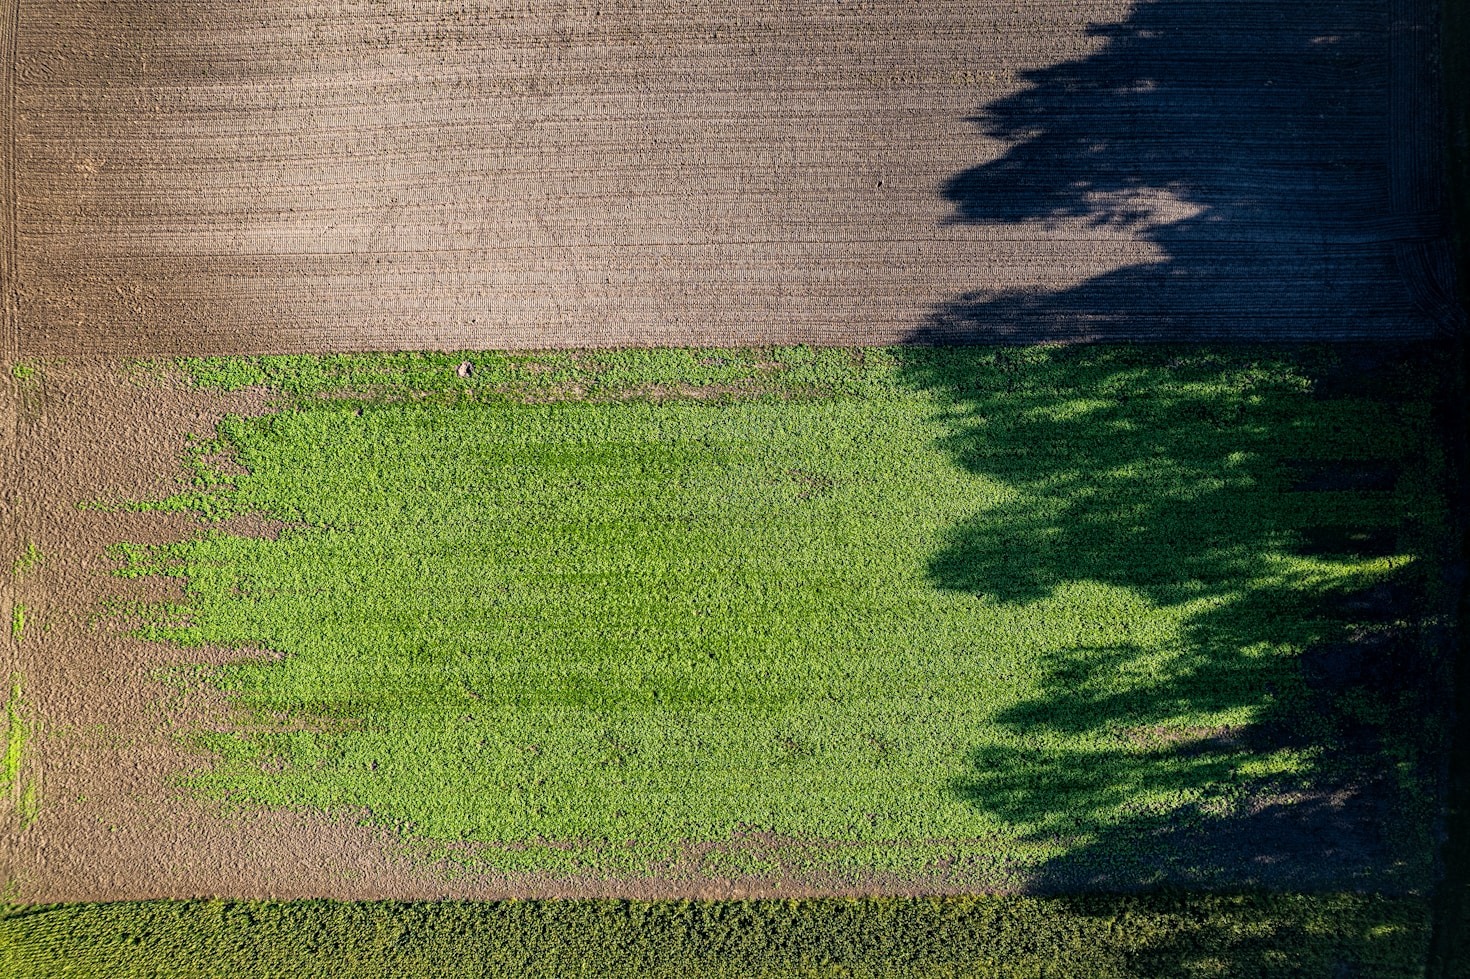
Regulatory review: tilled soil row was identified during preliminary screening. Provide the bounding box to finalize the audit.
[0,0,1457,356]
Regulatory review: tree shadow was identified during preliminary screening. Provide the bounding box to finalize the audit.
[915,0,1459,342]
[900,344,1451,892]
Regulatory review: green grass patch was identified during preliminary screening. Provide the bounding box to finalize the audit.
[2,675,24,807]
[9,605,24,645]
[115,346,1450,887]
[0,893,1432,979]
[176,347,890,402]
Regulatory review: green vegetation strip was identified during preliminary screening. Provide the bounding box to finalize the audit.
[0,894,1431,979]
[2,675,23,803]
[115,346,1447,886]
[11,544,43,579]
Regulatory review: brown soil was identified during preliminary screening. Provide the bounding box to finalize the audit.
[1,0,1456,356]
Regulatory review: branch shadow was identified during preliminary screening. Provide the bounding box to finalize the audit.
[900,345,1450,892]
[916,0,1455,342]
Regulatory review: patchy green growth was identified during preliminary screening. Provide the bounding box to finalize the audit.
[118,346,1450,888]
[10,544,43,580]
[2,676,24,807]
[9,606,23,645]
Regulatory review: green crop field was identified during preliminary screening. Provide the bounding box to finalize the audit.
[101,346,1451,893]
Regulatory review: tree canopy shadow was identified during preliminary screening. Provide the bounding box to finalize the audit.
[915,0,1458,342]
[899,344,1452,892]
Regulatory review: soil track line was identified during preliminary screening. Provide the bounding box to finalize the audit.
[1,0,18,359]
[0,0,17,814]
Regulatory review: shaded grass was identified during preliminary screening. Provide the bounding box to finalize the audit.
[112,345,1450,887]
[904,346,1454,892]
[0,893,1432,979]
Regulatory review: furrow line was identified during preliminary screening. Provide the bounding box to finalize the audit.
[1,0,17,358]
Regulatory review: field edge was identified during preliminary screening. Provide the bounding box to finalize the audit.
[0,892,1435,979]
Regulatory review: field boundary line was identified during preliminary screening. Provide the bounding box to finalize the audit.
[0,0,17,359]
[0,0,15,716]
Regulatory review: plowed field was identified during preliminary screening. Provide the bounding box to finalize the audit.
[0,0,1458,356]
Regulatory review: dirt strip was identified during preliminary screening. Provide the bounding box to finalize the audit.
[1,0,19,358]
[1,0,1454,355]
